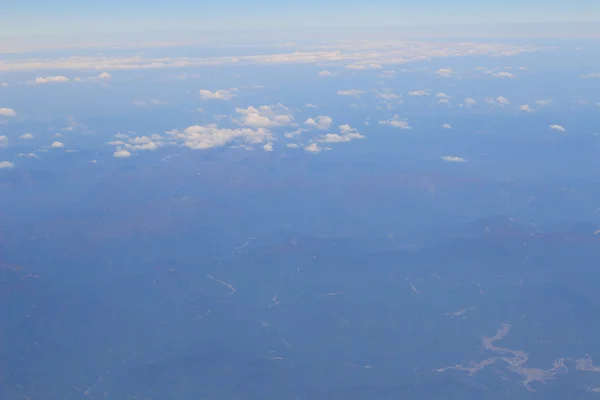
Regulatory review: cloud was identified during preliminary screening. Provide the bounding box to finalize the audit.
[436,68,453,77]
[35,75,69,84]
[133,99,167,106]
[581,72,600,79]
[284,128,305,138]
[18,152,39,159]
[436,92,450,98]
[441,156,468,163]
[550,124,566,132]
[263,143,274,152]
[519,104,533,112]
[305,116,333,130]
[98,72,111,79]
[0,42,542,72]
[115,132,129,139]
[376,91,401,100]
[337,89,364,97]
[20,133,34,139]
[167,123,274,149]
[199,88,237,100]
[51,141,65,148]
[0,161,14,168]
[496,96,510,106]
[485,70,516,78]
[408,89,429,96]
[304,143,322,153]
[0,135,8,147]
[62,116,90,133]
[484,98,495,105]
[124,135,164,151]
[317,70,335,77]
[318,124,365,143]
[535,99,552,106]
[379,115,411,129]
[234,104,294,128]
[286,143,300,148]
[441,124,452,129]
[113,149,132,158]
[0,108,17,117]
[305,103,318,108]
[462,98,477,107]
[0,82,9,87]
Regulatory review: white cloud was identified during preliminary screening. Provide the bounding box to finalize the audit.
[536,99,552,106]
[0,108,17,117]
[20,133,34,140]
[408,89,429,96]
[51,141,64,148]
[199,88,237,100]
[18,152,39,159]
[318,124,365,143]
[0,161,14,168]
[305,103,318,108]
[581,72,600,79]
[318,70,335,77]
[286,143,300,148]
[379,115,411,129]
[113,149,132,158]
[263,143,274,152]
[436,92,450,98]
[441,156,468,163]
[436,68,453,77]
[337,89,364,97]
[108,140,125,146]
[305,116,333,130]
[234,104,294,128]
[115,132,129,139]
[550,124,566,132]
[167,123,274,149]
[35,75,69,84]
[441,124,452,129]
[376,91,401,100]
[125,135,163,151]
[284,128,305,138]
[485,70,516,78]
[519,104,533,112]
[133,99,167,106]
[304,143,322,153]
[0,135,7,147]
[496,96,510,106]
[98,72,111,79]
[463,98,477,107]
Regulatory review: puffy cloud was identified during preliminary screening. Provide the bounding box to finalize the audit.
[51,141,65,148]
[304,143,322,153]
[125,135,164,151]
[441,156,468,163]
[234,104,294,128]
[284,128,305,138]
[550,124,566,132]
[318,124,365,143]
[98,72,111,79]
[0,108,17,117]
[317,70,335,77]
[20,133,34,139]
[536,99,552,106]
[286,143,300,148]
[167,123,274,149]
[378,115,411,129]
[113,149,132,158]
[305,103,318,108]
[408,89,429,96]
[462,98,477,107]
[263,143,274,152]
[436,68,453,77]
[436,93,450,98]
[484,70,515,78]
[35,75,69,84]
[519,104,533,112]
[0,161,15,168]
[199,88,237,100]
[305,116,333,130]
[18,152,39,159]
[441,124,452,129]
[337,89,364,97]
[496,96,510,106]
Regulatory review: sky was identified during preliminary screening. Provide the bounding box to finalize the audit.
[2,0,600,40]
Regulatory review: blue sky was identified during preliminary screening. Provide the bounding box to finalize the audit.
[2,0,599,38]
